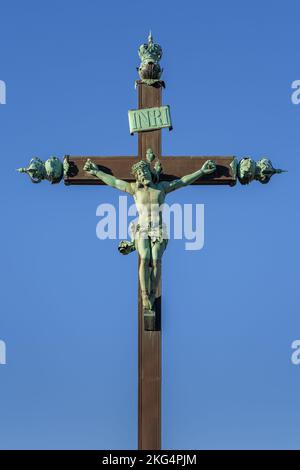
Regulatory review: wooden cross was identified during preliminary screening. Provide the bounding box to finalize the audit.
[64,82,237,450]
[18,34,283,451]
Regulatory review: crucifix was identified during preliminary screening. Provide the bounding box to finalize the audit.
[18,33,284,450]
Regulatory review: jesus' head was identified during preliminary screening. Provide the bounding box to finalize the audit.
[131,160,152,186]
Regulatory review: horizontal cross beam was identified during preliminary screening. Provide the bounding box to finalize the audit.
[64,155,237,186]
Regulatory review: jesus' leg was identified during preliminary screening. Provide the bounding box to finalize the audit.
[136,238,152,310]
[150,241,166,308]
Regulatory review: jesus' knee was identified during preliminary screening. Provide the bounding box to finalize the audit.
[152,259,161,271]
[139,256,151,267]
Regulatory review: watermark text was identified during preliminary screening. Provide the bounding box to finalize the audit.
[0,80,6,104]
[0,340,6,365]
[291,340,300,365]
[291,80,300,105]
[95,196,205,251]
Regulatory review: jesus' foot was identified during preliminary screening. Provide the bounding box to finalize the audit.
[142,290,152,311]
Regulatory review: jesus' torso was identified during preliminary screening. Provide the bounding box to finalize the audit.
[132,182,166,227]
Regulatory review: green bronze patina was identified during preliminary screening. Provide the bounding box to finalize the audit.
[237,157,285,185]
[128,105,172,134]
[84,156,216,313]
[138,31,163,85]
[146,148,155,163]
[17,156,65,184]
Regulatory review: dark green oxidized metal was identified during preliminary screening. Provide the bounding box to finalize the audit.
[128,105,172,134]
[118,240,136,255]
[17,157,47,183]
[138,32,163,85]
[84,155,217,313]
[17,156,70,184]
[146,148,155,163]
[237,157,286,185]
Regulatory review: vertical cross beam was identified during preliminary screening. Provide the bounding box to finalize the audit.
[137,81,162,450]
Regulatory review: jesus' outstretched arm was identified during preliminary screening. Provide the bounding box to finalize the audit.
[83,158,134,194]
[162,159,216,194]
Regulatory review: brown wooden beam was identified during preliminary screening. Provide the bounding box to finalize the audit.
[64,155,237,186]
[63,156,136,185]
[137,82,161,451]
[155,156,236,185]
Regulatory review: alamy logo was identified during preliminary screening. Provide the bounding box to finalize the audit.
[96,196,205,251]
[0,340,6,365]
[291,340,300,365]
[0,80,6,104]
[291,80,300,105]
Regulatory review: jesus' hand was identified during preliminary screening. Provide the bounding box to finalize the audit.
[84,159,99,175]
[201,160,216,175]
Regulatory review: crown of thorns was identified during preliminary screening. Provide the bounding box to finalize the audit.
[131,160,151,176]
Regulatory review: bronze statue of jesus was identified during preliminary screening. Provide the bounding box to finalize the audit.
[84,156,216,312]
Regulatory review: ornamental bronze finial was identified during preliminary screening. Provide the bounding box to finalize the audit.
[137,32,163,85]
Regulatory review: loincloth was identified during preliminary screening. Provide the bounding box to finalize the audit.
[130,222,169,247]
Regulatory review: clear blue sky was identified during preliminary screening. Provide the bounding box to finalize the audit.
[0,0,299,450]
